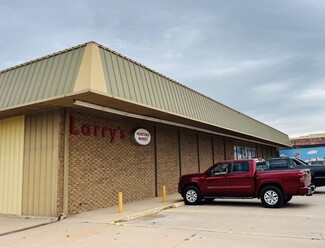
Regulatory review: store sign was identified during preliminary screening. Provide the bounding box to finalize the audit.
[70,115,126,143]
[133,128,151,145]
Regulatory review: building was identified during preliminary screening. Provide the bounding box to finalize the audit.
[279,133,325,161]
[0,42,290,217]
[291,133,325,148]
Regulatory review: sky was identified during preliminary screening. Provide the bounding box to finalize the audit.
[1,0,325,138]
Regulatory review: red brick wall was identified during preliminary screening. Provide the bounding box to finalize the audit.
[292,137,325,147]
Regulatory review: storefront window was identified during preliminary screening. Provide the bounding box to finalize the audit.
[234,146,256,159]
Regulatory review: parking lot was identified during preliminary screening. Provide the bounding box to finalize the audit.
[1,189,325,248]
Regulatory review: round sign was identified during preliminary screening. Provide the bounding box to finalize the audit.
[134,128,151,145]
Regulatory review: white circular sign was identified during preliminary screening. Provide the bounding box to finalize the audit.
[134,128,151,145]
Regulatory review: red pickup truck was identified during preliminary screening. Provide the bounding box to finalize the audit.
[178,159,312,208]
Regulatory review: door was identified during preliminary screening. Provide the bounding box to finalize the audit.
[227,161,255,195]
[205,163,231,195]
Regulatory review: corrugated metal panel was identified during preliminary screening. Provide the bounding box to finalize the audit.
[0,116,24,215]
[99,45,289,146]
[22,110,59,216]
[0,41,289,146]
[0,45,85,110]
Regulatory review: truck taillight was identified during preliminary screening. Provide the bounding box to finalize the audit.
[297,170,311,185]
[297,172,305,183]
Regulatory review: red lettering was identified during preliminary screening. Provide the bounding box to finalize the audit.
[70,115,79,135]
[94,126,100,136]
[69,115,126,141]
[82,124,91,136]
[102,127,108,137]
[120,129,126,140]
[109,128,117,143]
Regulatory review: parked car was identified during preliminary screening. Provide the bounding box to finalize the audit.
[262,157,325,188]
[178,159,312,208]
[308,160,325,166]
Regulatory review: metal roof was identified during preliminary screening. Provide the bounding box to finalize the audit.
[0,41,291,147]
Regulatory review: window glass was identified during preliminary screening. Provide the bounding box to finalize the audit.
[209,163,229,176]
[234,146,257,159]
[256,161,269,171]
[270,159,288,170]
[232,162,250,173]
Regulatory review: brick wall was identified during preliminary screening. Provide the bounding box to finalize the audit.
[156,125,179,196]
[180,130,199,175]
[68,111,155,214]
[256,144,263,158]
[292,137,325,147]
[213,137,225,162]
[224,139,234,160]
[198,134,213,172]
[262,146,268,159]
[61,110,280,214]
[234,140,255,149]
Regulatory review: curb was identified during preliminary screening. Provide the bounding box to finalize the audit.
[0,220,58,237]
[114,201,185,223]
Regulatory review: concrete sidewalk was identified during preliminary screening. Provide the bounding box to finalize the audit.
[0,193,184,236]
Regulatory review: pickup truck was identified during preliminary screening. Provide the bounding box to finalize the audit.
[178,159,312,208]
[262,157,325,188]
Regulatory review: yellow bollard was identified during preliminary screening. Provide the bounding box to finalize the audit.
[162,185,167,203]
[118,192,123,213]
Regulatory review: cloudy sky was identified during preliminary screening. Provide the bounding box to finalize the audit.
[1,0,325,138]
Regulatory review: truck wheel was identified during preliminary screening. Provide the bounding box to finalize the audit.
[260,186,284,208]
[183,186,201,205]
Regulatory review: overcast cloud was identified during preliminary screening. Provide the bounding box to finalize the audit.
[1,0,325,137]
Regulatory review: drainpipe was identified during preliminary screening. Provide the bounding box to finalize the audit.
[62,108,70,218]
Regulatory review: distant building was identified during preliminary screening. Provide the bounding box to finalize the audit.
[291,133,325,148]
[279,133,325,161]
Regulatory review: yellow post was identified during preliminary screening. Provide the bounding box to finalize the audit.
[162,185,167,203]
[118,192,123,213]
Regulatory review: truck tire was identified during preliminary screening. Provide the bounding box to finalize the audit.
[183,186,201,205]
[260,186,284,208]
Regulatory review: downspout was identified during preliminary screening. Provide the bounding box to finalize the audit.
[62,108,70,218]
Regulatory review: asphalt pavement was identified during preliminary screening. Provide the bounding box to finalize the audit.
[1,191,325,247]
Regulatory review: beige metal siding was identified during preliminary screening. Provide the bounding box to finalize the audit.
[0,41,289,147]
[98,45,290,146]
[22,110,59,216]
[0,45,85,110]
[0,116,24,215]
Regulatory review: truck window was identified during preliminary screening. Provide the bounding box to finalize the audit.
[232,161,250,173]
[270,159,289,170]
[256,161,269,171]
[209,163,230,176]
[291,159,306,168]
